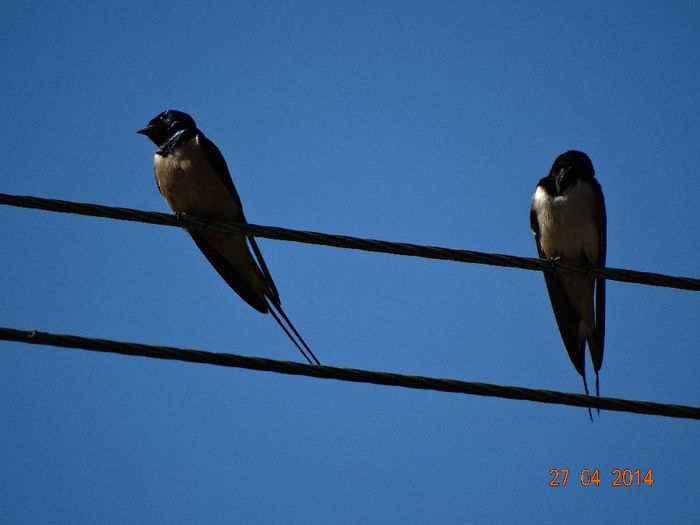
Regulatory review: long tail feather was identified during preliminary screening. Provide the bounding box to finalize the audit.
[248,236,280,302]
[246,235,320,365]
[272,302,320,365]
[582,373,593,422]
[595,371,601,416]
[267,301,320,365]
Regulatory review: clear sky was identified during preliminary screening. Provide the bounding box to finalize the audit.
[1,1,699,523]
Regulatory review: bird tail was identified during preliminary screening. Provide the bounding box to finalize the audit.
[591,277,606,416]
[247,234,320,365]
[267,299,320,365]
[582,372,593,422]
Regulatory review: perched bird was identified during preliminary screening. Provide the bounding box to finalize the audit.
[530,150,606,417]
[138,109,320,365]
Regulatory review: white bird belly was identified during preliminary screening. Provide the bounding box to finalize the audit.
[533,182,599,263]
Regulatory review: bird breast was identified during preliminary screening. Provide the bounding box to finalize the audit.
[153,135,240,219]
[533,180,600,263]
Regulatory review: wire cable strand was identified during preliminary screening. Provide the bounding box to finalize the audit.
[2,192,699,292]
[1,327,698,420]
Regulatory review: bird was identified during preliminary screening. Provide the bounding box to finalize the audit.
[530,150,606,418]
[138,109,320,365]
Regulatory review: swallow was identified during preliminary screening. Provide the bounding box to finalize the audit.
[138,109,320,365]
[530,150,606,418]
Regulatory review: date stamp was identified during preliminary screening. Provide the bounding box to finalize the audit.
[549,468,654,487]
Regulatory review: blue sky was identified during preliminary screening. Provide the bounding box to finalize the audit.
[1,1,698,523]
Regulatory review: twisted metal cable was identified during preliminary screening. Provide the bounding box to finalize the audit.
[1,327,698,420]
[1,192,699,291]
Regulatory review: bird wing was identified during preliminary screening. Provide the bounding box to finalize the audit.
[195,133,319,364]
[161,132,266,313]
[196,132,284,302]
[590,178,607,372]
[196,133,246,216]
[530,197,586,377]
[189,231,269,313]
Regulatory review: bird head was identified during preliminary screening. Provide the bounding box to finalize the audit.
[550,150,594,194]
[137,110,197,147]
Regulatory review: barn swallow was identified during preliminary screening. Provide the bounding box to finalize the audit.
[138,109,320,365]
[530,150,606,418]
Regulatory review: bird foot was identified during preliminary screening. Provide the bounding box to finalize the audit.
[548,256,561,275]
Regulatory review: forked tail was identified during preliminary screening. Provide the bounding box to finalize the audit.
[267,299,321,365]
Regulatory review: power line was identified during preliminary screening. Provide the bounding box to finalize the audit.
[1,327,698,420]
[1,192,699,292]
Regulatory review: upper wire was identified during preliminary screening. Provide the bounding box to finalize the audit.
[1,192,699,292]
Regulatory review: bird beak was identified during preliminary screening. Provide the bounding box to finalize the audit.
[136,125,152,136]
